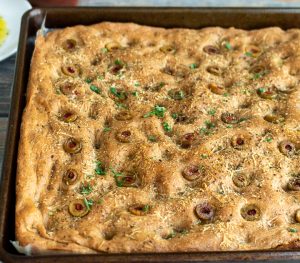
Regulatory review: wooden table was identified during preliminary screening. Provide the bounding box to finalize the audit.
[0,55,15,169]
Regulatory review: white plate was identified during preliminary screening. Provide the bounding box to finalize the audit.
[0,0,31,62]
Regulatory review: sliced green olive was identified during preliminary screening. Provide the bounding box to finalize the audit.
[62,39,77,51]
[168,89,185,100]
[195,203,215,221]
[69,199,89,217]
[208,83,226,95]
[182,165,203,181]
[159,45,176,54]
[115,111,133,121]
[178,133,196,149]
[203,45,220,55]
[63,137,82,154]
[232,173,251,187]
[241,204,261,221]
[128,204,150,216]
[221,112,239,124]
[105,42,121,51]
[245,45,261,57]
[206,66,222,76]
[231,134,249,150]
[287,178,300,191]
[115,171,139,187]
[62,169,78,186]
[264,114,285,124]
[295,209,300,223]
[257,87,277,99]
[61,64,81,77]
[60,111,77,123]
[279,140,296,156]
[115,129,133,143]
[59,82,76,95]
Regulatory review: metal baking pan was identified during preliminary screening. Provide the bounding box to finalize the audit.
[1,7,300,263]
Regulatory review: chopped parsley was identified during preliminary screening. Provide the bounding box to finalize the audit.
[83,198,93,210]
[110,86,126,99]
[101,47,108,53]
[189,63,198,69]
[224,41,232,50]
[143,105,166,118]
[55,88,61,95]
[142,204,150,212]
[245,51,253,57]
[97,75,104,80]
[95,161,106,175]
[132,91,138,97]
[114,59,123,65]
[103,127,111,132]
[115,102,128,109]
[163,122,172,132]
[148,135,157,142]
[200,154,208,159]
[90,85,101,94]
[208,109,216,116]
[223,92,230,97]
[165,231,176,239]
[258,87,266,93]
[111,168,123,187]
[85,77,93,84]
[171,113,178,119]
[264,137,273,143]
[288,228,298,233]
[199,120,216,135]
[134,82,140,87]
[80,183,93,195]
[251,70,269,80]
[226,125,233,128]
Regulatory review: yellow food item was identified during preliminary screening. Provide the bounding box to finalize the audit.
[0,16,8,46]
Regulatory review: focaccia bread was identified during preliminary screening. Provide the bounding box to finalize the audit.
[16,22,300,254]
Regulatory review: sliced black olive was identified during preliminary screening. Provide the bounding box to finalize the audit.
[63,137,82,154]
[115,129,133,143]
[221,112,239,124]
[60,111,77,123]
[208,83,226,95]
[168,89,185,100]
[128,204,150,216]
[62,39,77,51]
[160,45,176,54]
[61,64,81,77]
[264,114,285,124]
[195,202,215,221]
[232,173,251,187]
[178,133,197,149]
[241,204,261,221]
[203,45,220,55]
[62,169,78,186]
[206,66,222,76]
[69,199,89,217]
[182,165,203,181]
[115,111,133,121]
[279,140,296,156]
[287,178,300,191]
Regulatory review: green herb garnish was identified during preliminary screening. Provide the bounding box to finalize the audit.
[103,127,111,132]
[245,51,253,57]
[190,63,198,69]
[163,122,172,132]
[80,183,93,195]
[90,85,101,94]
[265,137,273,143]
[134,82,140,87]
[252,70,269,80]
[114,59,123,65]
[208,109,216,116]
[142,204,150,212]
[83,198,93,210]
[288,228,298,233]
[224,41,232,50]
[171,113,178,120]
[148,135,157,142]
[95,161,106,175]
[143,105,166,118]
[111,168,123,187]
[85,77,93,84]
[101,47,108,53]
[200,154,208,159]
[132,91,138,97]
[258,87,266,93]
[165,231,176,239]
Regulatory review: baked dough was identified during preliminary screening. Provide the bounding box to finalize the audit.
[16,22,300,254]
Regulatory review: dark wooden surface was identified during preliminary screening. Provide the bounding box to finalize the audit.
[0,55,16,169]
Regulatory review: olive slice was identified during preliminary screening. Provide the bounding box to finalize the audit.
[128,204,150,216]
[203,45,220,55]
[115,171,139,187]
[221,112,239,124]
[241,204,261,221]
[295,209,300,223]
[264,114,285,124]
[195,202,215,221]
[115,129,133,143]
[159,45,176,54]
[182,165,203,181]
[62,169,78,186]
[231,134,248,150]
[287,178,300,191]
[63,137,82,154]
[279,140,296,156]
[232,173,251,187]
[105,42,121,51]
[69,199,89,217]
[245,45,261,57]
[61,64,80,77]
[206,66,222,76]
[178,133,196,149]
[257,87,277,99]
[60,111,77,123]
[59,82,76,95]
[115,111,133,121]
[208,83,226,95]
[168,89,185,100]
[62,39,77,51]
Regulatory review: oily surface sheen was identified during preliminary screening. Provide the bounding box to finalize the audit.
[16,22,300,254]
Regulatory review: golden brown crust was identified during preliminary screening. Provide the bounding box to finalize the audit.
[16,22,300,254]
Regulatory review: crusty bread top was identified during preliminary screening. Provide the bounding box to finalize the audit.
[16,22,300,254]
